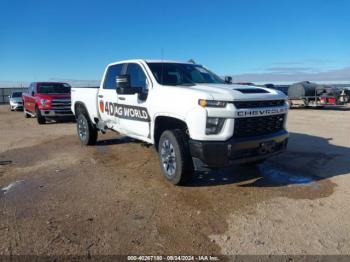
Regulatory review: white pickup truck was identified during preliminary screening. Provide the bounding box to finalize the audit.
[71,59,289,185]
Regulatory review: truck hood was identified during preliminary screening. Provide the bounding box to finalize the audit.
[36,93,71,100]
[191,84,287,101]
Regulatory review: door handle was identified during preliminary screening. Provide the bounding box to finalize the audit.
[118,97,126,101]
[98,95,103,98]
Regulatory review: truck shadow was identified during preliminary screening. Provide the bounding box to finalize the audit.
[97,136,137,146]
[45,117,76,124]
[314,106,350,111]
[290,105,350,111]
[186,132,350,187]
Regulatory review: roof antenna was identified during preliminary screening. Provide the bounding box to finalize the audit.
[188,59,196,64]
[161,48,164,84]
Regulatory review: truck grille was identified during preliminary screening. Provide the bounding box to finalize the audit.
[51,99,72,111]
[233,114,285,138]
[233,100,285,109]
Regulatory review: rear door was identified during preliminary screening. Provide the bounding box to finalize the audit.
[98,63,125,130]
[23,85,30,111]
[25,83,36,113]
[117,63,151,138]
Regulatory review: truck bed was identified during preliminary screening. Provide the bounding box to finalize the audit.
[71,87,99,123]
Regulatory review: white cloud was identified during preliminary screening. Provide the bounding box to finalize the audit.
[1,65,349,87]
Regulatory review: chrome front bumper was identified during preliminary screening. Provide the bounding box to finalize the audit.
[10,102,23,109]
[40,109,73,117]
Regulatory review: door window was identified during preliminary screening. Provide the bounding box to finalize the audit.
[29,83,35,95]
[103,64,124,89]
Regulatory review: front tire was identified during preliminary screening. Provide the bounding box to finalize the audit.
[76,113,97,145]
[35,107,46,124]
[158,129,194,185]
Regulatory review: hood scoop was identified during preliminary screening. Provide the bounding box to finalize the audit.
[234,88,269,94]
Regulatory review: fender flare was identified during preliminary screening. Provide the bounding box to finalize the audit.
[74,101,94,123]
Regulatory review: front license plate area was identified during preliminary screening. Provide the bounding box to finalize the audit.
[258,140,277,154]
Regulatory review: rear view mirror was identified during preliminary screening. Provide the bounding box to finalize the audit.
[116,75,138,95]
[225,76,232,84]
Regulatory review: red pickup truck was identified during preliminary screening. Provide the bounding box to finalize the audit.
[23,82,73,124]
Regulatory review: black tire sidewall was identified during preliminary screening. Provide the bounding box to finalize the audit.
[35,107,45,124]
[158,130,193,185]
[76,113,97,145]
[77,114,90,145]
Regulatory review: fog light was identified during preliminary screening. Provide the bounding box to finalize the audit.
[206,117,225,135]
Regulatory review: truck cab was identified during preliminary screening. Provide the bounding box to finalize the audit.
[71,60,289,185]
[23,82,73,124]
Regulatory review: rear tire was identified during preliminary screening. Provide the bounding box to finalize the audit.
[158,129,194,185]
[76,113,97,145]
[24,109,31,118]
[35,107,46,124]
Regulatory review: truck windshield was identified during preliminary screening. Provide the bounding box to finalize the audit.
[37,83,71,94]
[147,63,225,86]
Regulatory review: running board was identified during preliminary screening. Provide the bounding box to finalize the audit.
[25,110,36,117]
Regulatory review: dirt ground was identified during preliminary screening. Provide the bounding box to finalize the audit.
[0,104,350,256]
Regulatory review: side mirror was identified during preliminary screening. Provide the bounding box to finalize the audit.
[31,91,35,96]
[8,95,11,99]
[225,76,232,84]
[116,75,138,95]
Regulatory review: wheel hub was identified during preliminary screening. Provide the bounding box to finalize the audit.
[161,139,176,177]
[78,117,88,141]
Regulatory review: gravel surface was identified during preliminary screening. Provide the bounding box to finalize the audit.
[0,105,349,255]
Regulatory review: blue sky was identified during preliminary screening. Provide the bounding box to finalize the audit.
[0,0,349,85]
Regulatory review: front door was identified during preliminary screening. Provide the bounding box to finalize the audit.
[117,63,151,139]
[98,63,125,130]
[27,83,36,113]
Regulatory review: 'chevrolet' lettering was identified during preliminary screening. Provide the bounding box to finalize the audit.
[236,107,288,117]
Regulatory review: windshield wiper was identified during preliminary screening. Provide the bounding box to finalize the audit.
[177,83,195,86]
[165,83,195,86]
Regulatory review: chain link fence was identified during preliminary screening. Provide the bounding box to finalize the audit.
[0,88,27,104]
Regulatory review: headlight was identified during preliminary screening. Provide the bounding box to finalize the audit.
[206,117,225,135]
[285,99,289,108]
[198,99,227,108]
[41,99,49,105]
